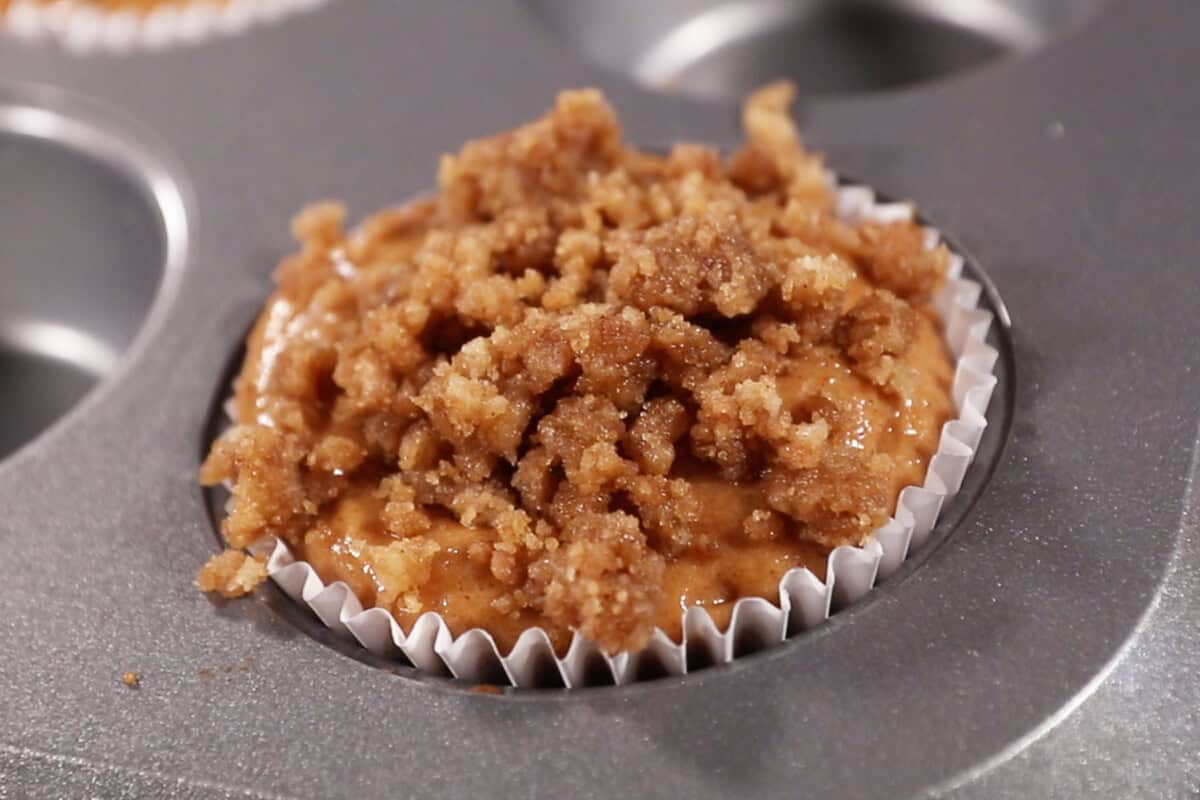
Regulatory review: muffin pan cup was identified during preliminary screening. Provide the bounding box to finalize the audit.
[0,82,187,462]
[522,0,1109,100]
[250,178,999,688]
[1,1,1197,797]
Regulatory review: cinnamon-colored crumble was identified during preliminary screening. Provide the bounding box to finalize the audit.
[470,683,505,695]
[199,83,953,655]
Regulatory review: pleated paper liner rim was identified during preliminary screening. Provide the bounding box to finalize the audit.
[223,176,1000,689]
[2,0,328,53]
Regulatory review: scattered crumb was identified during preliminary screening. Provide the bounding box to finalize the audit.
[121,671,141,689]
[470,683,504,695]
[1047,120,1066,141]
[221,656,255,674]
[198,656,254,682]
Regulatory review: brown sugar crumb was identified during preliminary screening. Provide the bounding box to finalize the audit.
[200,82,954,656]
[470,683,505,695]
[195,549,268,598]
[222,656,255,674]
[121,671,140,689]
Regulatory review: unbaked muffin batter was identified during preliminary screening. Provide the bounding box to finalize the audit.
[199,83,953,655]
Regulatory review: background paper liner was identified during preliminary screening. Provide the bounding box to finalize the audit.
[2,0,327,53]
[226,178,999,688]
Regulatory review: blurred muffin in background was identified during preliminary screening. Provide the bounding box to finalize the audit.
[0,0,325,52]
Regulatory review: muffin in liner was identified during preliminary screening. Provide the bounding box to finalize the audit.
[216,174,998,689]
[1,0,327,53]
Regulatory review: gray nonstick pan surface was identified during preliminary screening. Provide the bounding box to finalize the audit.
[1,1,1197,797]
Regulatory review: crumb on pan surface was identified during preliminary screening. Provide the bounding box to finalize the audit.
[199,82,953,655]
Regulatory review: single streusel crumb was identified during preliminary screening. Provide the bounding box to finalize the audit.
[200,82,953,655]
[470,683,504,695]
[121,671,140,689]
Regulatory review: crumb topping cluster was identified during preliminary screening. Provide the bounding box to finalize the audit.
[199,83,952,654]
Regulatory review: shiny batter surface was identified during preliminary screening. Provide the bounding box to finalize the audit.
[198,84,953,655]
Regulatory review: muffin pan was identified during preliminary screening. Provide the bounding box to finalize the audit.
[2,1,1198,797]
[0,89,185,462]
[524,0,1110,99]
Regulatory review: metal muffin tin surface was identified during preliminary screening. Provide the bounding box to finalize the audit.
[524,0,1110,99]
[1,1,1198,797]
[0,87,186,461]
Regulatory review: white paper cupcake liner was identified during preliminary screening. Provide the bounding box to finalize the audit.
[224,178,999,688]
[2,0,327,53]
